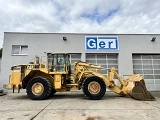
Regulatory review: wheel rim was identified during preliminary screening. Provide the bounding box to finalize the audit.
[88,81,101,94]
[32,82,44,95]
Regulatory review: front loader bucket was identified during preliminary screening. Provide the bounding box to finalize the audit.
[131,79,155,101]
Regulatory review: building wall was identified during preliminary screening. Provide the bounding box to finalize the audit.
[0,58,1,74]
[0,32,160,90]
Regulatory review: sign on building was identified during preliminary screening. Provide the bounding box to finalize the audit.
[85,36,119,50]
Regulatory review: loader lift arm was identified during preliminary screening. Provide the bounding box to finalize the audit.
[74,61,155,101]
[107,67,155,100]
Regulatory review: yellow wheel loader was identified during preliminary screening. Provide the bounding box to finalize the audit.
[4,53,155,100]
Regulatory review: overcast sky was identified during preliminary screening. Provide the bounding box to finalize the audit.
[0,0,160,48]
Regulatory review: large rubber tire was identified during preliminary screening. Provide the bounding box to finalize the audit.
[26,77,52,100]
[82,76,106,100]
[49,88,57,97]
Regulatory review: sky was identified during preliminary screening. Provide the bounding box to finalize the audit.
[0,0,160,48]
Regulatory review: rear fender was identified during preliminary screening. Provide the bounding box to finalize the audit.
[22,70,53,89]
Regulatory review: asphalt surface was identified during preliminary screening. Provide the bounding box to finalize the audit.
[0,90,160,120]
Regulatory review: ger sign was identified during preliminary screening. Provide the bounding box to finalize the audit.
[85,36,119,50]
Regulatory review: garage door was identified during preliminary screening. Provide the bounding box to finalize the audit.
[133,54,160,90]
[86,54,118,76]
[70,53,81,72]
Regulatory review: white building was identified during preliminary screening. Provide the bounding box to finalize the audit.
[0,32,160,91]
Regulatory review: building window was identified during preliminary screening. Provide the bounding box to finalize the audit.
[12,45,28,55]
[69,53,81,73]
[86,53,118,76]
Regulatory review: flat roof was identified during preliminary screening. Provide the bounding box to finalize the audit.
[4,32,160,35]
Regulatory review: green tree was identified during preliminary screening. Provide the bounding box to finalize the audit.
[0,48,2,58]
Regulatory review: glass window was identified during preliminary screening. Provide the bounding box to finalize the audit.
[12,45,28,55]
[12,46,20,54]
[142,55,152,59]
[86,53,118,75]
[133,65,142,69]
[132,55,141,59]
[21,46,28,54]
[70,53,81,72]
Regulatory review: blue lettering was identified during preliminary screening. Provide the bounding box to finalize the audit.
[87,39,96,48]
[86,37,118,50]
[108,41,113,48]
[99,41,105,48]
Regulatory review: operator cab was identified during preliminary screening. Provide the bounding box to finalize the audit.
[47,53,70,73]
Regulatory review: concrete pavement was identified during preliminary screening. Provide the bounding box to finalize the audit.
[0,90,160,120]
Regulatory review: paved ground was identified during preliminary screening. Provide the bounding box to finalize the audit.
[0,90,160,120]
